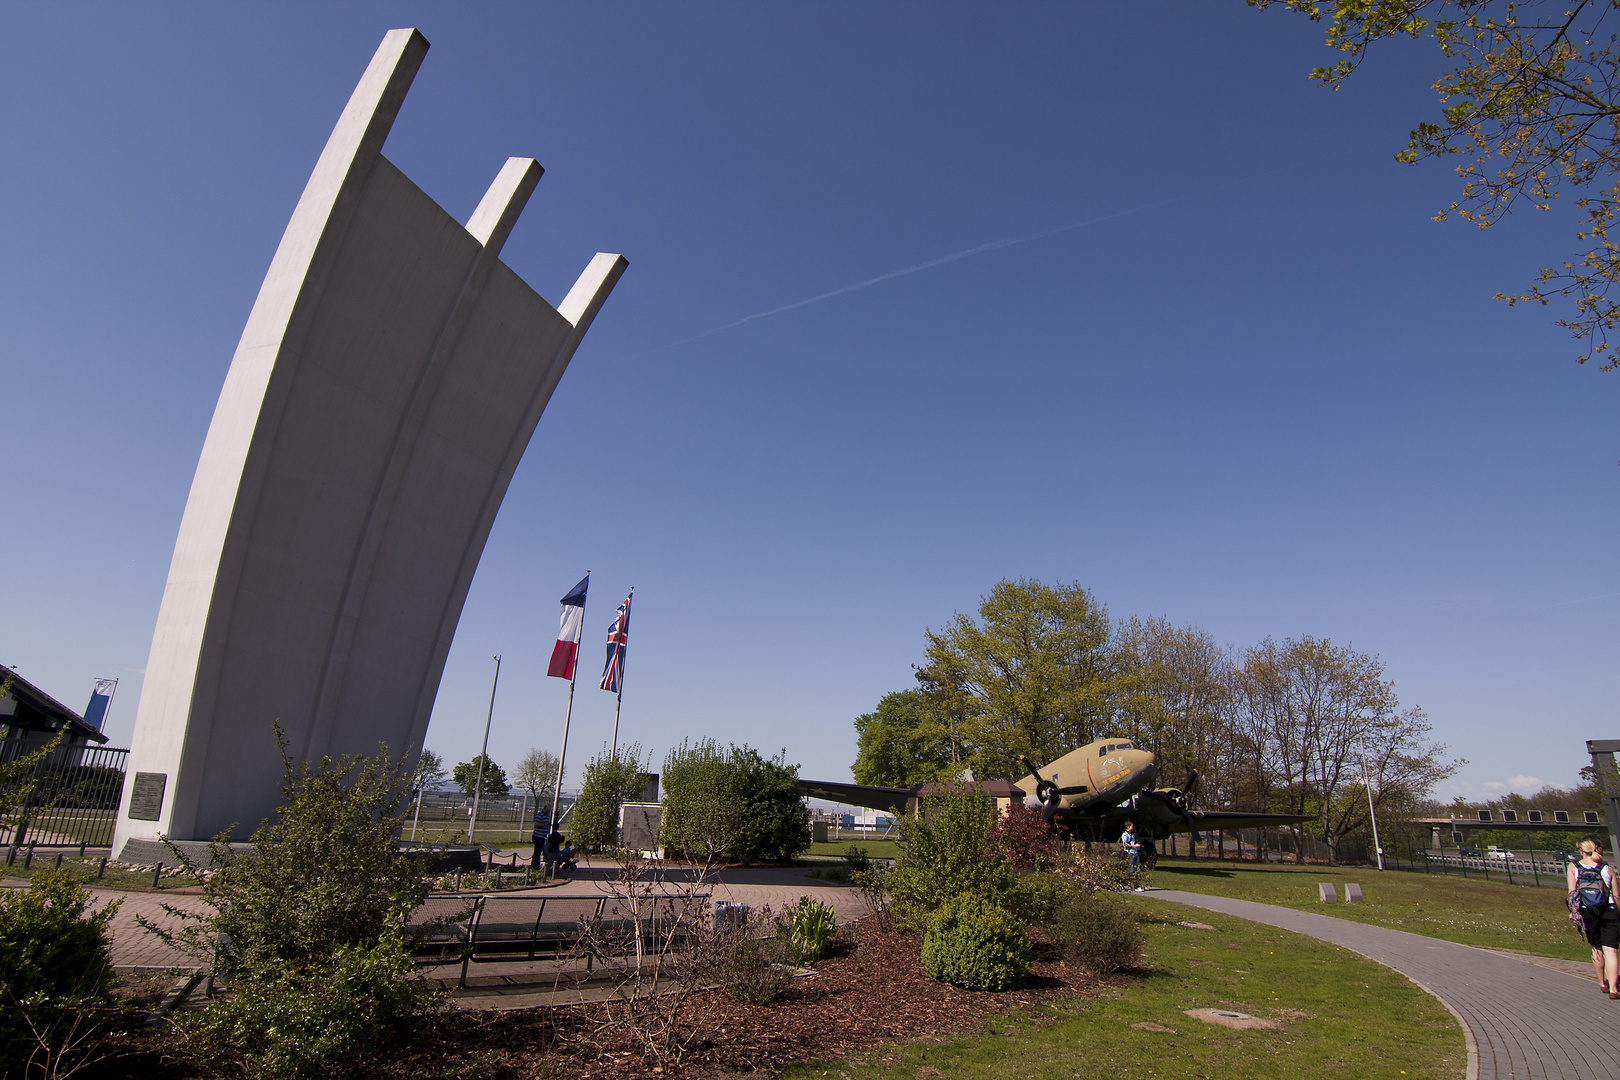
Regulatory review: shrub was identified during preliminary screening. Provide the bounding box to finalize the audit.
[889,786,1012,925]
[185,918,441,1080]
[0,870,121,1065]
[144,732,448,1078]
[659,740,809,863]
[1049,893,1143,975]
[986,803,1060,870]
[145,729,439,981]
[571,743,649,848]
[841,845,872,873]
[783,896,836,963]
[851,863,894,922]
[1004,871,1074,925]
[920,893,1031,991]
[1051,846,1132,894]
[714,906,794,1005]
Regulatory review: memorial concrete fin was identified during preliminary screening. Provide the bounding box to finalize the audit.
[113,28,627,854]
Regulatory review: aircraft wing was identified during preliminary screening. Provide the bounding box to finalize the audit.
[796,779,914,816]
[1079,803,1311,840]
[1189,810,1312,832]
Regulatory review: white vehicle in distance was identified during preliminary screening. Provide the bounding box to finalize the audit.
[1486,845,1515,860]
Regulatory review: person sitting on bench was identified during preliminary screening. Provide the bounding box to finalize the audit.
[556,836,577,874]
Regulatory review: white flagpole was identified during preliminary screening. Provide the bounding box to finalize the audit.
[549,573,588,833]
[468,653,502,844]
[611,587,632,757]
[550,680,578,832]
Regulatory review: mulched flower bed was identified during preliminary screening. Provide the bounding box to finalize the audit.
[95,915,1115,1079]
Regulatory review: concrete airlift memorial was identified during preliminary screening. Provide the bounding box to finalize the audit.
[111,28,627,861]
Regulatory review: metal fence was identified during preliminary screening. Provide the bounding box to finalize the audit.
[0,741,128,848]
[1420,850,1572,886]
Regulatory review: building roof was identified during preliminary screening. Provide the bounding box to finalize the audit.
[0,666,109,744]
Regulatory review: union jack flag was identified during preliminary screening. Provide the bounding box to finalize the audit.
[599,592,632,693]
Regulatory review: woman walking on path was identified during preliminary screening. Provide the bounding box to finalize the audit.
[1567,836,1620,998]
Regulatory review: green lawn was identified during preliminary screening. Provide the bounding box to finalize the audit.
[402,824,539,847]
[1149,856,1587,961]
[806,839,903,861]
[3,857,205,892]
[782,901,1463,1080]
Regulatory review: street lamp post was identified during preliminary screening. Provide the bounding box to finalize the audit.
[467,654,502,845]
[1360,742,1385,871]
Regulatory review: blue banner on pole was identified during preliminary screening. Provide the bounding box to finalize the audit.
[81,678,117,732]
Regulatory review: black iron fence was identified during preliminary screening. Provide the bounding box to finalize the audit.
[0,740,128,848]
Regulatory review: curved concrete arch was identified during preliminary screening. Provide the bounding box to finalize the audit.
[114,29,626,853]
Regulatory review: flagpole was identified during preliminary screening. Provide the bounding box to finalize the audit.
[550,677,577,831]
[611,586,632,757]
[469,653,501,844]
[549,572,588,833]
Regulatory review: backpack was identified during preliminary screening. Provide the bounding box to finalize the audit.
[1576,863,1612,911]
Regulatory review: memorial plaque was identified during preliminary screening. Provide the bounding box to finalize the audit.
[128,772,167,821]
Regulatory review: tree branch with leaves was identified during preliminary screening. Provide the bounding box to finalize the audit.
[1254,0,1620,367]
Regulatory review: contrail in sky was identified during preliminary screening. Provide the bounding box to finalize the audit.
[657,174,1262,353]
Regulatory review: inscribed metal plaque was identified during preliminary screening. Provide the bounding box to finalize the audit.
[128,772,167,821]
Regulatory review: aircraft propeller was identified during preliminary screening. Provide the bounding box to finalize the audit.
[1135,768,1201,842]
[1019,754,1089,826]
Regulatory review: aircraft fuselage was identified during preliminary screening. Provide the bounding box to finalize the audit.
[1016,738,1158,818]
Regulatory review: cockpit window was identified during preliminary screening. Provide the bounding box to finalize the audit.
[1118,741,1133,750]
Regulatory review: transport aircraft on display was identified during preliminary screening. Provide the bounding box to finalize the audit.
[799,737,1309,859]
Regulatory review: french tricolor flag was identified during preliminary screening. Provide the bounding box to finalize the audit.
[546,574,589,680]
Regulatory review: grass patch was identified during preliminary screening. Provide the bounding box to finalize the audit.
[782,902,1462,1080]
[3,858,204,891]
[806,839,903,861]
[401,825,538,846]
[1150,857,1587,961]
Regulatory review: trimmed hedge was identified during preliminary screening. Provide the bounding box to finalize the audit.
[920,893,1031,991]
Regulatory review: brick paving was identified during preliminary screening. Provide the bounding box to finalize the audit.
[95,887,209,972]
[8,857,866,984]
[1147,888,1617,1080]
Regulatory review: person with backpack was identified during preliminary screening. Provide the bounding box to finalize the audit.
[1567,836,1620,997]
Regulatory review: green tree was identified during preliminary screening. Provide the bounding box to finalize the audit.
[409,749,445,795]
[888,785,1012,924]
[913,578,1114,780]
[852,689,957,786]
[658,738,734,860]
[513,748,562,805]
[1111,616,1235,801]
[451,755,508,798]
[1233,636,1462,863]
[659,739,809,863]
[1253,0,1620,368]
[728,745,812,864]
[570,743,646,848]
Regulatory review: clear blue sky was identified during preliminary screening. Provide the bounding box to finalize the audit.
[2,4,1613,804]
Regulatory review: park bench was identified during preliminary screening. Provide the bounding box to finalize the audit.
[407,892,710,987]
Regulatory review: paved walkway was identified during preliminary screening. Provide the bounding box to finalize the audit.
[1146,889,1615,1080]
[7,856,868,979]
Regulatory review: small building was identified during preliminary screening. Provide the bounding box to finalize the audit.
[913,779,1026,817]
[0,667,110,766]
[1,667,123,847]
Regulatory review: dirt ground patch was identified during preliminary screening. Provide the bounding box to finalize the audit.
[94,915,1111,1078]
